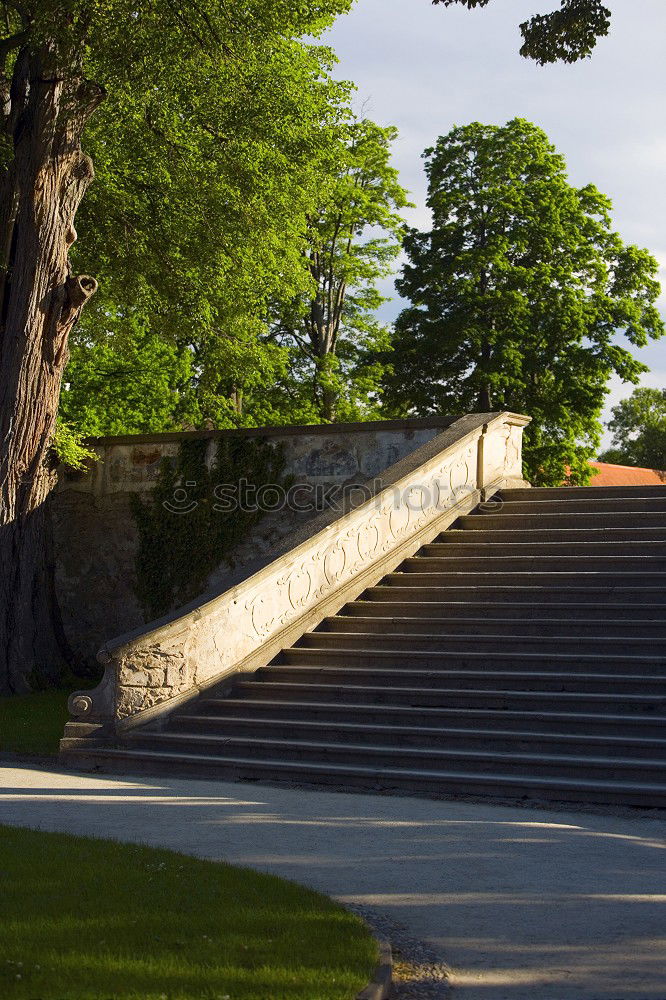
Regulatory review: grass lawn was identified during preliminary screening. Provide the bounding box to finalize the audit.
[0,825,377,999]
[0,687,73,756]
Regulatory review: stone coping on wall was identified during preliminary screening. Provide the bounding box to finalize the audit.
[81,415,461,447]
[58,415,465,497]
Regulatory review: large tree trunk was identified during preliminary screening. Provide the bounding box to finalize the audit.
[305,251,346,423]
[477,386,492,411]
[317,373,337,423]
[476,329,493,412]
[309,294,340,423]
[0,44,102,693]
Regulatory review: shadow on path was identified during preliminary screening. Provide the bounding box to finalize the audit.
[1,762,665,1000]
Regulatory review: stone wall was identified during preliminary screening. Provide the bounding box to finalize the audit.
[62,411,530,737]
[53,417,458,668]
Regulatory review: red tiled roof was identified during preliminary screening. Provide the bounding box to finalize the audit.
[589,462,666,486]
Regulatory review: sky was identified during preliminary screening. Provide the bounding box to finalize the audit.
[322,0,666,443]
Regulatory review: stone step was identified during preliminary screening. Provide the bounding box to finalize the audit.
[236,679,666,714]
[169,712,666,759]
[345,600,666,621]
[83,747,666,808]
[287,645,666,670]
[455,512,666,530]
[499,486,666,501]
[422,540,666,557]
[73,474,666,810]
[366,584,666,604]
[385,571,666,587]
[269,660,666,694]
[437,527,666,543]
[129,730,666,784]
[305,628,666,656]
[401,555,666,573]
[199,697,666,739]
[478,497,666,515]
[327,615,666,638]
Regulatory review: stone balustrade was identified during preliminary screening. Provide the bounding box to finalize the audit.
[64,411,529,743]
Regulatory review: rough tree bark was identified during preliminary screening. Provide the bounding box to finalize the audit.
[306,248,347,422]
[0,39,103,693]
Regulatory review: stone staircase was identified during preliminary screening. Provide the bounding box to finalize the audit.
[86,485,666,807]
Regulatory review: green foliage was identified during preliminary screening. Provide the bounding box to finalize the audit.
[387,119,664,486]
[0,825,377,1000]
[596,447,624,465]
[262,314,396,426]
[60,325,198,436]
[67,106,409,432]
[131,437,291,621]
[433,0,612,64]
[600,388,666,470]
[51,419,98,471]
[61,6,360,434]
[0,0,362,437]
[518,0,612,64]
[267,118,410,423]
[182,315,293,429]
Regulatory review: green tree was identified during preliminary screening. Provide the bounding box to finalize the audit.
[386,119,663,485]
[600,388,666,470]
[59,325,197,438]
[0,0,352,693]
[266,118,409,423]
[67,34,353,434]
[434,1,612,64]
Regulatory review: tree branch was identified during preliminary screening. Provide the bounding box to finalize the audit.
[0,24,30,69]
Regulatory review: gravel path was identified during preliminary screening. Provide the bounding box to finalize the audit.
[348,903,452,998]
[1,761,665,1000]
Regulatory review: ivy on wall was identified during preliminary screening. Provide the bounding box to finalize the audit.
[131,437,290,620]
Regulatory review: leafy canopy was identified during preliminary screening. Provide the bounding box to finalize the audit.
[265,118,410,424]
[600,388,666,471]
[386,119,663,486]
[1,2,354,164]
[65,110,409,434]
[55,2,363,436]
[60,325,197,437]
[432,0,612,64]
